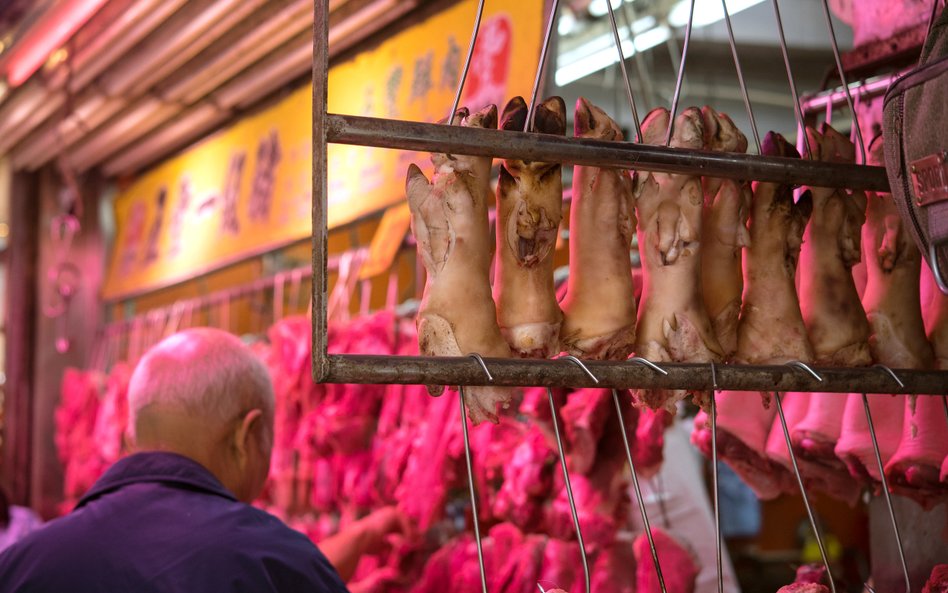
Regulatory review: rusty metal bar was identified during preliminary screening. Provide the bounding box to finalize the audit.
[319,354,948,393]
[312,0,330,381]
[325,113,890,191]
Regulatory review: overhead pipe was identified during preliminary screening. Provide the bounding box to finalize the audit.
[103,103,231,176]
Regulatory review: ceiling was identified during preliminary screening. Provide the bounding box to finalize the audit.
[0,0,933,179]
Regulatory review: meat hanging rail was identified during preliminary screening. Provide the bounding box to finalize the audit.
[311,1,948,592]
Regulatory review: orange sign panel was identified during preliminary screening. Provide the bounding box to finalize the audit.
[103,0,543,300]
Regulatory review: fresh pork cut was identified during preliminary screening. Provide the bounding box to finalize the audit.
[494,96,566,359]
[633,106,724,411]
[407,104,513,424]
[634,527,698,593]
[700,106,751,360]
[559,97,637,360]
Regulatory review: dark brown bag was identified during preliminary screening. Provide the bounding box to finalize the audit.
[883,7,948,294]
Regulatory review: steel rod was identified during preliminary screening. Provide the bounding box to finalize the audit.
[325,114,890,191]
[665,0,695,147]
[774,392,837,593]
[312,0,330,380]
[448,0,485,124]
[710,365,724,593]
[862,393,911,593]
[525,0,560,132]
[605,0,642,142]
[614,388,668,593]
[771,0,813,159]
[547,387,591,593]
[459,386,489,593]
[319,354,948,393]
[720,0,761,153]
[819,0,865,164]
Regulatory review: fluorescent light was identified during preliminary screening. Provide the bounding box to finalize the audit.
[668,0,766,29]
[558,11,576,35]
[558,15,655,66]
[588,0,622,18]
[555,26,669,86]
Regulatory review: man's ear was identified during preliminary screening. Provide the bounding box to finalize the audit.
[234,409,265,461]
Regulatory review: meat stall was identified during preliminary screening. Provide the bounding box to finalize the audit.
[306,0,948,591]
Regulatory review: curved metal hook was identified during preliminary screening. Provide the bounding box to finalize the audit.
[628,356,669,376]
[469,353,494,382]
[873,364,905,389]
[785,361,824,382]
[558,355,600,384]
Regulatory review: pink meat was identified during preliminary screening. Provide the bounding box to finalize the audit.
[693,391,791,499]
[505,534,548,593]
[591,542,636,593]
[885,396,948,509]
[834,392,905,486]
[634,527,698,593]
[561,388,613,474]
[943,454,947,484]
[789,392,861,504]
[539,538,583,593]
[493,428,556,531]
[923,564,948,593]
[777,585,829,593]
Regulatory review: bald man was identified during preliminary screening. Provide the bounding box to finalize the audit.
[0,328,405,593]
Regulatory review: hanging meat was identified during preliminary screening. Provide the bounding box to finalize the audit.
[494,95,566,359]
[798,124,871,367]
[700,106,751,360]
[406,104,513,424]
[559,97,637,361]
[734,132,813,369]
[885,395,948,508]
[835,138,932,489]
[633,106,724,411]
[634,527,699,593]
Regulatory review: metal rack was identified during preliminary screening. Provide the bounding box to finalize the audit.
[312,1,947,592]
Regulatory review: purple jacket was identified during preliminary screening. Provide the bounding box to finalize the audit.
[0,452,348,593]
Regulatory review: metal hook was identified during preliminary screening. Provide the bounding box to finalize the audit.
[665,0,695,147]
[557,355,600,384]
[604,0,642,142]
[709,362,724,593]
[770,0,813,159]
[525,0,561,133]
[720,0,761,154]
[785,361,824,382]
[612,358,669,593]
[773,391,837,593]
[819,0,865,164]
[447,0,485,125]
[873,364,905,389]
[469,353,494,383]
[861,392,911,593]
[628,356,669,376]
[546,386,592,593]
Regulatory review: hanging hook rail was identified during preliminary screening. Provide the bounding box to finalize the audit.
[720,0,761,154]
[709,362,725,593]
[525,0,561,133]
[778,362,836,593]
[459,353,494,593]
[605,0,642,142]
[665,0,695,147]
[325,114,889,191]
[770,0,813,159]
[447,0,485,124]
[862,365,911,593]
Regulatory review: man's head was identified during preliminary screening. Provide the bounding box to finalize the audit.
[127,328,275,502]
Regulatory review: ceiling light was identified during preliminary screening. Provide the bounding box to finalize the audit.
[555,26,669,86]
[558,11,576,35]
[668,0,766,29]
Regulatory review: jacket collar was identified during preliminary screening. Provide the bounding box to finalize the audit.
[77,451,238,508]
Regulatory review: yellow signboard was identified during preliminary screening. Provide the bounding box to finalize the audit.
[103,0,543,300]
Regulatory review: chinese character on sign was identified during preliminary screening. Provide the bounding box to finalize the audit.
[441,36,460,90]
[144,186,167,265]
[386,66,403,117]
[120,200,146,275]
[168,176,192,258]
[248,130,282,223]
[220,152,245,236]
[410,51,433,103]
